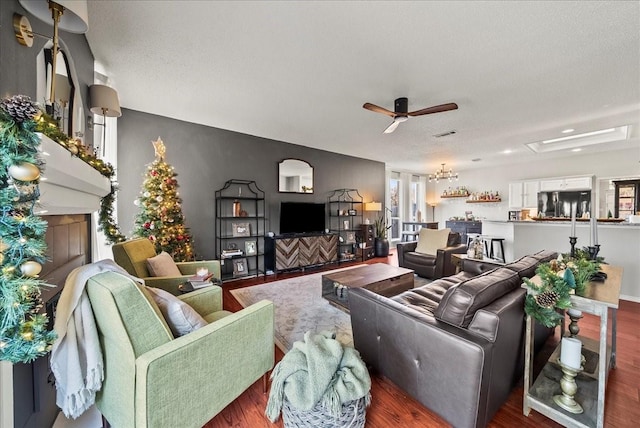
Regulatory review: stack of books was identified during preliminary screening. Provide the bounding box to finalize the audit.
[221,249,243,258]
[186,272,215,289]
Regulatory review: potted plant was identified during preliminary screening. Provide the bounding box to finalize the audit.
[374,208,392,257]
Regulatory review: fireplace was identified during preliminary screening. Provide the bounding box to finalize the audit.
[1,134,110,428]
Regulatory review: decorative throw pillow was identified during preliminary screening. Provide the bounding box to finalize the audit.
[414,228,451,256]
[145,287,208,337]
[146,251,181,277]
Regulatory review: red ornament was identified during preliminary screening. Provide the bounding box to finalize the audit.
[143,222,151,229]
[177,235,184,241]
[151,170,158,176]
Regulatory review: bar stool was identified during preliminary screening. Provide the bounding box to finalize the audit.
[466,233,482,248]
[482,236,506,262]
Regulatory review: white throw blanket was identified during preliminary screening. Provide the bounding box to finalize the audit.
[51,259,143,419]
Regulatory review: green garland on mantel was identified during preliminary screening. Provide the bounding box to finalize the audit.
[35,111,126,244]
[523,251,601,328]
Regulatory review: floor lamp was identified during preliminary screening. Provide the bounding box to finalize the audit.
[89,84,122,156]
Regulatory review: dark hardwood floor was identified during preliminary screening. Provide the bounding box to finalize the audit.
[204,251,640,427]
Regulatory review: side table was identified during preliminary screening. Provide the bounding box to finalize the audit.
[523,264,622,428]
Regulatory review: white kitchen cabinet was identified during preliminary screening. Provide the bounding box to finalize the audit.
[539,176,592,191]
[509,180,539,208]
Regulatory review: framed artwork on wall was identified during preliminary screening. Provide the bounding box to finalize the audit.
[232,222,251,237]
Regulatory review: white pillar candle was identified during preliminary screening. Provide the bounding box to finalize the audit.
[570,203,576,237]
[567,308,582,317]
[594,218,598,245]
[560,337,582,369]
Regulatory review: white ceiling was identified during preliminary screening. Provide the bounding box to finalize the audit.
[85,1,640,173]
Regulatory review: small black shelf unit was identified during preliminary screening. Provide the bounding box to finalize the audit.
[327,188,364,262]
[215,180,266,281]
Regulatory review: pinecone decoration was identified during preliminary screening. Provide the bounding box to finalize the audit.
[0,95,39,122]
[535,290,560,308]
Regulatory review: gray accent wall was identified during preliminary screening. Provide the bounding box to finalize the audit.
[117,108,386,260]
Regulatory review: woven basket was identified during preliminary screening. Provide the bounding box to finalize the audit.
[282,396,367,428]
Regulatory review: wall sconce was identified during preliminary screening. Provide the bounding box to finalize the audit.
[89,84,122,155]
[14,1,89,102]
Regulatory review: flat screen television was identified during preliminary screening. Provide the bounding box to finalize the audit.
[279,202,326,234]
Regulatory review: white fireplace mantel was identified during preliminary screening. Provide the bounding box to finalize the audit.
[37,133,111,215]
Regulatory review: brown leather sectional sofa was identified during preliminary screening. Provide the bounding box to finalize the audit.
[349,250,557,428]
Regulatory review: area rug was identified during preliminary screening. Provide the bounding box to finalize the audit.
[230,267,430,353]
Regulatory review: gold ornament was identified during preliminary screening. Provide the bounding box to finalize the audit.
[68,144,79,155]
[9,162,40,181]
[20,261,42,277]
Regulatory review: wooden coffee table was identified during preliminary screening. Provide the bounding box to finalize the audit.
[321,263,414,311]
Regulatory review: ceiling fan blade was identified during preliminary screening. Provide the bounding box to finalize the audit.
[407,102,458,117]
[383,120,401,134]
[363,102,397,118]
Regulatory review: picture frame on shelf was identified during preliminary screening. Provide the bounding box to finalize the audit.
[233,257,248,277]
[232,222,251,237]
[346,231,356,244]
[347,209,357,216]
[245,241,257,256]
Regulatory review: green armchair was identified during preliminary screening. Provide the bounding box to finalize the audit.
[86,270,274,428]
[112,238,221,295]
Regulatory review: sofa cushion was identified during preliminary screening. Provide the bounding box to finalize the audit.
[146,251,181,277]
[434,267,521,327]
[145,287,208,337]
[504,255,540,279]
[530,249,558,263]
[415,228,451,256]
[404,251,437,266]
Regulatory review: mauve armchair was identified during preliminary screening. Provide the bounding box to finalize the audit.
[112,238,221,295]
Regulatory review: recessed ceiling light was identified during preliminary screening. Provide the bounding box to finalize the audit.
[561,128,574,134]
[572,148,582,152]
[502,149,513,154]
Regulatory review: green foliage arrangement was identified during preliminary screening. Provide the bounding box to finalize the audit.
[34,111,126,245]
[0,95,57,363]
[523,252,601,327]
[374,208,392,240]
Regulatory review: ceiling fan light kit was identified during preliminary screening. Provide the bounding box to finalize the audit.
[363,97,458,134]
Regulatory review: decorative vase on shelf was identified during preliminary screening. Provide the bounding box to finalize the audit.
[233,199,241,217]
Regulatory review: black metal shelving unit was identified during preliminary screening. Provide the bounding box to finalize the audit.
[327,188,364,262]
[215,180,266,281]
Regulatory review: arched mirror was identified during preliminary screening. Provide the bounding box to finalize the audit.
[278,159,314,193]
[36,40,84,141]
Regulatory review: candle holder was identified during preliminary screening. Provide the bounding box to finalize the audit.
[569,236,577,258]
[553,359,584,414]
[587,244,600,260]
[568,311,583,338]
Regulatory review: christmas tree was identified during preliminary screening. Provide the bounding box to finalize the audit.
[132,138,195,261]
[0,95,57,363]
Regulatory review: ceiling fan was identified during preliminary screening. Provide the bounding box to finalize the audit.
[363,97,458,134]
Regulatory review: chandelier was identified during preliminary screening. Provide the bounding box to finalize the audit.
[428,163,458,182]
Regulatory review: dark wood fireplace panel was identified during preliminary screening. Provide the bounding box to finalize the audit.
[13,214,91,428]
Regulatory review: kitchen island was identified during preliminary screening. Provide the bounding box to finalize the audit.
[482,219,639,301]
